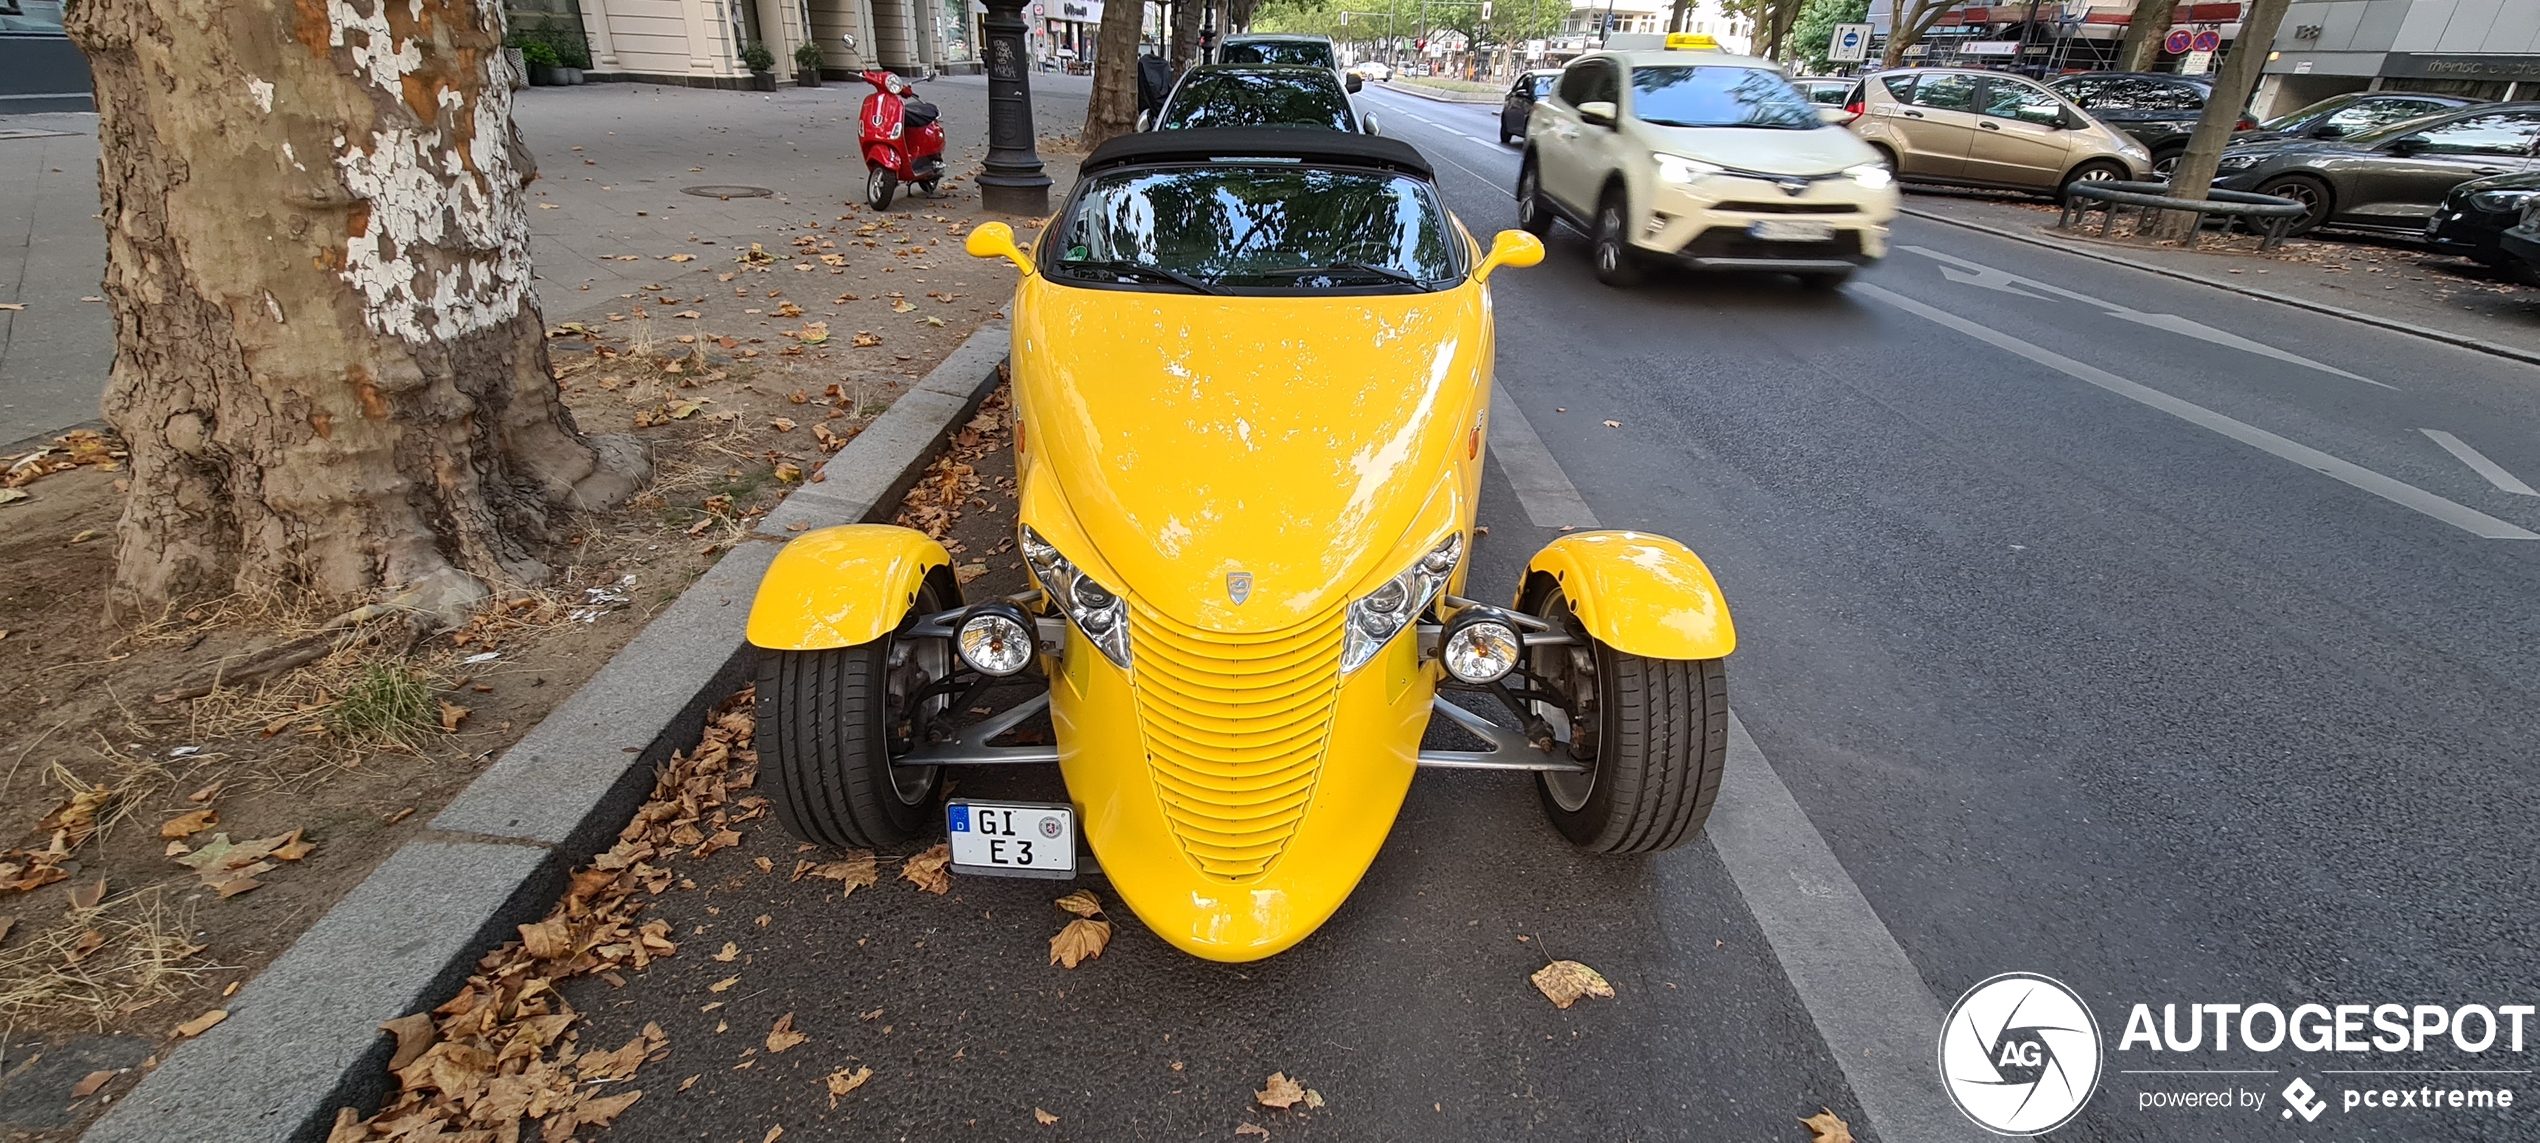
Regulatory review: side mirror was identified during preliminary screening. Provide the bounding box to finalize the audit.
[1816,106,1851,125]
[1362,112,1381,135]
[1346,74,1364,93]
[2386,134,2423,156]
[1577,100,1617,127]
[1473,229,1544,283]
[2309,123,2344,139]
[964,221,1036,275]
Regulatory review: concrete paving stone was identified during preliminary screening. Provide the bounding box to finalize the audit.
[429,537,777,850]
[81,841,552,1143]
[755,318,1009,537]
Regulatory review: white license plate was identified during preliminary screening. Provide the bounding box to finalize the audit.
[1749,219,1837,242]
[946,799,1076,879]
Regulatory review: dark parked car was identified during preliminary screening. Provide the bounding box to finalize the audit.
[2212,102,2540,235]
[2048,72,2252,180]
[1498,69,1560,145]
[1153,64,1365,134]
[2426,170,2540,264]
[2498,198,2540,285]
[2240,91,2481,145]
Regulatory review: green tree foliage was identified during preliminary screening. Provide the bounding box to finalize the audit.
[1786,0,1868,71]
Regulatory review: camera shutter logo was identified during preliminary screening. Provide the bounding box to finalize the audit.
[1938,972,2104,1135]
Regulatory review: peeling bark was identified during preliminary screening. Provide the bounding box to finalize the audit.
[68,0,644,620]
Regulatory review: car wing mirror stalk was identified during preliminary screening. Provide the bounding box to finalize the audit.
[1473,229,1545,283]
[965,221,1038,275]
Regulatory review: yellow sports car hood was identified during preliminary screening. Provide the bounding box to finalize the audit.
[1013,278,1490,631]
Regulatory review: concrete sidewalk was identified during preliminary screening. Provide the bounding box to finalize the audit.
[1901,187,2540,356]
[0,72,1096,447]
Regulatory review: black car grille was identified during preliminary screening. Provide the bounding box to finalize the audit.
[1679,228,1865,259]
[1714,201,1861,214]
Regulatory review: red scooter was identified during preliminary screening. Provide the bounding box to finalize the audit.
[857,70,944,210]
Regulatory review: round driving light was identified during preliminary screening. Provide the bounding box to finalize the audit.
[956,606,1035,676]
[1441,616,1521,683]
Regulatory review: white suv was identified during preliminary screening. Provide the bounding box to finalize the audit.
[1517,50,1900,288]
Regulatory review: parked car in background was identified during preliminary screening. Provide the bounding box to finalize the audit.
[2498,197,2540,284]
[2047,72,2244,180]
[1518,51,1898,288]
[1498,69,1562,145]
[1221,33,1360,92]
[1847,68,2150,199]
[2212,102,2540,235]
[1792,77,1860,125]
[2239,91,2482,145]
[1153,64,1367,134]
[2426,170,2540,265]
[1349,60,1392,82]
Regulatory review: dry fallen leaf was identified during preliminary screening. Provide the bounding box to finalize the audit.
[160,809,216,838]
[761,1128,784,1143]
[1601,419,1622,428]
[64,928,104,963]
[709,975,740,994]
[825,1065,873,1106]
[1048,918,1111,969]
[72,1070,113,1097]
[438,700,470,732]
[765,1012,808,1053]
[1255,1072,1307,1110]
[378,1012,439,1071]
[1053,889,1102,918]
[1799,1108,1854,1143]
[1530,960,1616,1009]
[67,877,106,910]
[900,844,951,894]
[1236,1125,1270,1139]
[1034,1108,1059,1126]
[712,942,739,962]
[805,852,878,896]
[174,1008,227,1038]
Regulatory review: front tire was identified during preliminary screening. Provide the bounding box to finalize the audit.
[1528,583,1727,853]
[2255,173,2332,235]
[1516,156,1555,238]
[1591,186,1645,288]
[756,581,951,849]
[2057,159,2126,205]
[866,166,899,211]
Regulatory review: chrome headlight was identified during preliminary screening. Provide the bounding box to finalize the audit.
[1019,525,1129,669]
[2469,188,2539,215]
[1341,533,1460,673]
[1654,153,1725,185]
[1843,162,1892,190]
[2215,153,2261,173]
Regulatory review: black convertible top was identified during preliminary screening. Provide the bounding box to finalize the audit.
[1078,127,1435,181]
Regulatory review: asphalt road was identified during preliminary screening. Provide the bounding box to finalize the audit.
[550,79,2540,1143]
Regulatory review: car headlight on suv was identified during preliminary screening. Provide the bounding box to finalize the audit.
[1654,154,1725,185]
[1844,163,1892,190]
[2469,187,2539,215]
[2215,152,2262,173]
[1019,525,1129,669]
[1341,533,1461,673]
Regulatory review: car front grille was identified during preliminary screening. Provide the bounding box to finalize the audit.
[1679,228,1867,260]
[1128,600,1346,881]
[1713,200,1861,214]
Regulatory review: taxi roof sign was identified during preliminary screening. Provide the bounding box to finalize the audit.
[1664,32,1722,50]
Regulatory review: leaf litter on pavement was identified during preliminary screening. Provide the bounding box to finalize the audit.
[1530,959,1617,1009]
[1799,1108,1855,1142]
[1048,890,1111,969]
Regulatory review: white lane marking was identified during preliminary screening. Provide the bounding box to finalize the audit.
[1709,714,1995,1143]
[1857,282,2540,541]
[2421,429,2540,496]
[1906,245,2392,389]
[1491,386,1977,1139]
[1487,384,1599,528]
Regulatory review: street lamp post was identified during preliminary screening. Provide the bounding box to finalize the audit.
[976,0,1052,215]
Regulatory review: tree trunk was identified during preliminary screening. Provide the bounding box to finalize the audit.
[1084,0,1145,146]
[1669,0,1693,36]
[1881,0,1947,68]
[1173,0,1204,69]
[1763,0,1803,61]
[2118,0,2180,73]
[2152,0,2292,239]
[66,0,644,621]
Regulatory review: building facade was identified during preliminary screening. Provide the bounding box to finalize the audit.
[577,0,969,84]
[2258,0,2540,115]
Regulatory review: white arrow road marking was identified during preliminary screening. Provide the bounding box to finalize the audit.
[1857,282,2540,540]
[1488,384,1988,1139]
[2421,429,2540,496]
[1907,245,2391,389]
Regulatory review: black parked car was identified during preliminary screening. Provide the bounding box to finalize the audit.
[2212,102,2540,235]
[2426,170,2540,264]
[1498,69,1560,145]
[2240,91,2482,145]
[2049,72,2251,180]
[2498,198,2540,285]
[1153,64,1365,134]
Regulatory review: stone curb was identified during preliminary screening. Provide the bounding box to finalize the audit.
[1899,205,2540,369]
[1375,79,1501,105]
[82,321,1014,1143]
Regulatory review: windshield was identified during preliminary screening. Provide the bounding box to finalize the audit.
[2257,93,2359,132]
[2346,110,2476,148]
[1160,70,1355,131]
[1050,165,1462,293]
[1222,40,1336,69]
[1628,66,1822,130]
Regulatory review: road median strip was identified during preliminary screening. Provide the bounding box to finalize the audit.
[81,321,1013,1143]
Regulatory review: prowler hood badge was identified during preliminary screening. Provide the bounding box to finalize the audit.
[1225,571,1252,605]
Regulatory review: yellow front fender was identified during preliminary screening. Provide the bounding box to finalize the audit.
[1519,531,1735,660]
[745,525,953,650]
